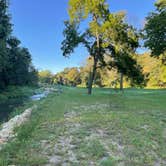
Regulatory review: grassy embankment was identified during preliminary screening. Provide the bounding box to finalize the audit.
[0,87,166,165]
[0,86,37,123]
[0,86,35,102]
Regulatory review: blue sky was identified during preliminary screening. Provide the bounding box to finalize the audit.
[9,0,156,74]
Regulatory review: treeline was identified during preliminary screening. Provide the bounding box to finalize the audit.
[0,0,38,90]
[39,53,166,88]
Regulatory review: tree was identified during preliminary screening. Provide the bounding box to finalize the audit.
[38,70,53,84]
[155,0,166,12]
[62,1,144,93]
[101,12,144,90]
[62,0,110,94]
[6,37,34,86]
[80,57,104,87]
[136,52,166,88]
[66,67,81,86]
[112,52,144,88]
[28,65,38,86]
[0,0,38,89]
[0,0,12,88]
[54,67,81,86]
[144,0,166,60]
[62,1,120,94]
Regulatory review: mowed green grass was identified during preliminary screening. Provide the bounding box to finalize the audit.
[0,87,166,166]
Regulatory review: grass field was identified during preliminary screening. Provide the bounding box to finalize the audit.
[0,87,166,166]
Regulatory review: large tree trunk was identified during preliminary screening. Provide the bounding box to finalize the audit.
[88,14,99,95]
[120,72,124,91]
[88,57,97,95]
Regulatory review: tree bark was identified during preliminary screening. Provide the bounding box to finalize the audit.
[120,72,124,91]
[87,14,99,95]
[88,57,97,95]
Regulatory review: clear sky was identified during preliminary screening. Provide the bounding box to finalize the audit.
[9,0,156,74]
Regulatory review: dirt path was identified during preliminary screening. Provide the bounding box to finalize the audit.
[34,103,166,166]
[39,104,124,166]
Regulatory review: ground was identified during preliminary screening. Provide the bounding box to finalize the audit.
[0,87,166,166]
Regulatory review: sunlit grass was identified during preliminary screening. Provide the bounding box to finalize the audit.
[0,87,166,165]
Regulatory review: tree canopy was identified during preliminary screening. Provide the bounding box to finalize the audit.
[0,0,38,89]
[144,0,166,59]
[61,0,144,94]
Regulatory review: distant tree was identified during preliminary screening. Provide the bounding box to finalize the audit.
[54,67,81,86]
[54,51,166,89]
[38,70,53,84]
[136,52,166,88]
[144,0,166,61]
[66,67,81,86]
[79,66,90,87]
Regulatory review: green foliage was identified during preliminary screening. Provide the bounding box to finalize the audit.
[65,67,81,86]
[61,21,83,57]
[155,0,166,11]
[62,0,143,94]
[81,140,106,159]
[112,52,145,86]
[100,157,117,166]
[0,0,38,89]
[68,0,109,23]
[7,39,34,86]
[0,86,35,103]
[54,67,81,86]
[38,70,53,84]
[144,0,166,57]
[53,52,166,88]
[101,11,143,86]
[0,0,12,88]
[137,52,166,88]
